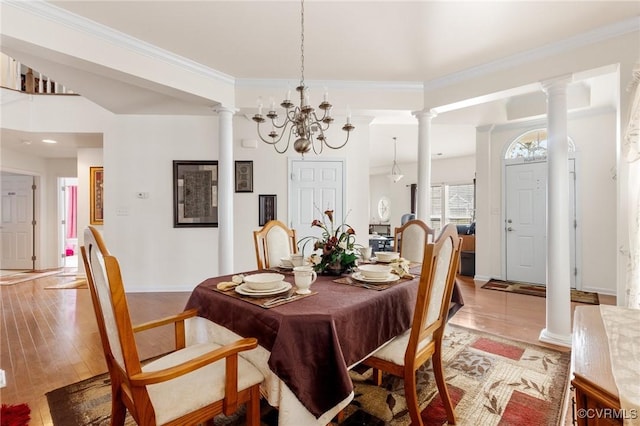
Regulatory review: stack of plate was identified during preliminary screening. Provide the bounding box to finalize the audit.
[235,281,292,297]
[352,264,398,284]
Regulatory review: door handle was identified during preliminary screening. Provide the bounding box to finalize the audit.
[507,227,513,232]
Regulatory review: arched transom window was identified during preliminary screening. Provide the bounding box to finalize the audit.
[505,128,575,160]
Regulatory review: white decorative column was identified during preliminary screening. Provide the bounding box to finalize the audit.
[540,76,572,347]
[215,106,235,275]
[412,110,437,224]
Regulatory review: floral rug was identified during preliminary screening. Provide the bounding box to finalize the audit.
[46,325,570,426]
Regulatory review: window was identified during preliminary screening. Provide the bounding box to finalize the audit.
[430,182,475,232]
[505,128,575,160]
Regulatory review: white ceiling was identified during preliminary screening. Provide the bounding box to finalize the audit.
[1,1,637,166]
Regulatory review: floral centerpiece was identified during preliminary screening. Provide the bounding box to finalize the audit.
[298,209,358,275]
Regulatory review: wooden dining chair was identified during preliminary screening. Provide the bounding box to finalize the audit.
[253,220,298,269]
[363,223,462,426]
[81,226,264,426]
[393,219,436,263]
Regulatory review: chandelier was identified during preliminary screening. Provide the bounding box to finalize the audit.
[387,137,404,183]
[252,0,354,155]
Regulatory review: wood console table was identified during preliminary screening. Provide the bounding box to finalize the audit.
[572,306,622,425]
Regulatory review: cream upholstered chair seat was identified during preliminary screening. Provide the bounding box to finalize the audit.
[143,342,263,425]
[394,219,436,263]
[370,331,433,366]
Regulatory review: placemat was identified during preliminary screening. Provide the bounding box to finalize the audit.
[333,274,414,291]
[211,284,317,308]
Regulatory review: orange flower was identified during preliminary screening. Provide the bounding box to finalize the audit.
[324,210,334,223]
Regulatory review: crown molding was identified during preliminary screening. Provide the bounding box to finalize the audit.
[5,0,236,85]
[424,16,640,92]
[235,78,424,92]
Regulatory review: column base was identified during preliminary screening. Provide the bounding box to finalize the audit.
[539,328,572,348]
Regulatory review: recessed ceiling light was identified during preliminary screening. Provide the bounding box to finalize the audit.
[21,140,32,145]
[42,139,57,144]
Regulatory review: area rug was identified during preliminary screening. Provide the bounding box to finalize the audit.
[0,403,31,426]
[0,269,62,286]
[482,280,599,305]
[46,325,570,426]
[44,278,87,289]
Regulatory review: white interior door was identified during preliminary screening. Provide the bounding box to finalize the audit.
[1,175,35,270]
[505,162,547,284]
[289,159,344,255]
[505,160,577,286]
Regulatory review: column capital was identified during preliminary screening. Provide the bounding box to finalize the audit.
[411,109,438,120]
[540,74,572,93]
[213,105,237,115]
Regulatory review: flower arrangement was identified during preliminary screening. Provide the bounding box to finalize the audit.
[298,209,358,274]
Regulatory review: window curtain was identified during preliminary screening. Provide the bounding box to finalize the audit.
[624,62,640,309]
[66,185,77,239]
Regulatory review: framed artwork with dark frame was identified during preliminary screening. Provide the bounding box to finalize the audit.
[89,166,104,225]
[258,194,277,226]
[173,160,219,228]
[235,161,253,193]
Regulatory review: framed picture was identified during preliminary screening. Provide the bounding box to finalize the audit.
[173,160,218,228]
[235,161,253,193]
[89,166,104,225]
[258,194,277,226]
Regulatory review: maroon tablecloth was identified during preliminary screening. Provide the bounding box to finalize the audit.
[185,270,464,418]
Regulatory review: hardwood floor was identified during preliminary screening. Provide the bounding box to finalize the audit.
[0,272,615,426]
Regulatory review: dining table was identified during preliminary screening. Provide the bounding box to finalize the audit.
[183,264,464,426]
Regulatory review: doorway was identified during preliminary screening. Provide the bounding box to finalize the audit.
[58,177,78,268]
[0,173,35,270]
[504,159,577,287]
[288,159,345,255]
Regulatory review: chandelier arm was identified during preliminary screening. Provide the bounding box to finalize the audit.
[310,134,323,155]
[268,116,293,131]
[255,122,289,146]
[322,131,352,150]
[273,126,297,154]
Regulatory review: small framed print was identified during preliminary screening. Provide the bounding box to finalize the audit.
[173,160,218,228]
[235,161,253,193]
[89,166,104,225]
[258,194,277,226]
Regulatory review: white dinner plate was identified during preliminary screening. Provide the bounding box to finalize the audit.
[235,282,292,297]
[351,272,399,284]
[277,264,294,270]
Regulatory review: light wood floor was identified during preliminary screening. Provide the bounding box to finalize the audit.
[0,272,615,426]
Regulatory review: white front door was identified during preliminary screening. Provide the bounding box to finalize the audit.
[505,160,577,286]
[289,159,345,255]
[1,175,35,270]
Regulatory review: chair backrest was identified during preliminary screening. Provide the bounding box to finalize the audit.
[81,226,143,379]
[394,219,436,263]
[253,220,298,269]
[405,223,461,364]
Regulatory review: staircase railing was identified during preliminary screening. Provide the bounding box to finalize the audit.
[1,52,76,95]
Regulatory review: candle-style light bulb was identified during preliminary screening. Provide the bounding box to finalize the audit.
[257,97,263,115]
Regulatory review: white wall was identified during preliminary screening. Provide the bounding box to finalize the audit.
[475,108,617,294]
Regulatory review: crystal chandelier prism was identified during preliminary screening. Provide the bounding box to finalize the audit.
[252,0,354,155]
